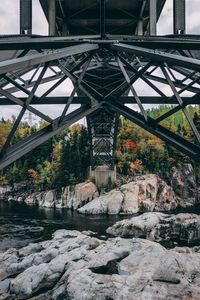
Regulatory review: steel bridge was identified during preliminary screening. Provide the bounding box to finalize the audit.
[0,0,200,171]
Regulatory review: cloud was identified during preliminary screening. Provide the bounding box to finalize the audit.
[0,0,19,34]
[157,1,173,35]
[0,0,47,35]
[158,0,200,35]
[32,0,48,35]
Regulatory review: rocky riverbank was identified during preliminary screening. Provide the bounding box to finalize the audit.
[1,164,199,215]
[0,174,188,214]
[0,163,199,299]
[1,228,200,299]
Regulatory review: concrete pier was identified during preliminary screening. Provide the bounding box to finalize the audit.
[89,165,116,189]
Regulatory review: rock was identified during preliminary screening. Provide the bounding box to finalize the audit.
[41,190,56,208]
[171,163,198,205]
[156,177,178,211]
[7,196,14,202]
[1,230,200,299]
[79,174,178,215]
[0,186,12,196]
[17,197,23,202]
[120,181,143,213]
[24,192,41,205]
[78,190,124,214]
[26,190,59,208]
[62,181,98,209]
[23,181,98,209]
[107,212,200,245]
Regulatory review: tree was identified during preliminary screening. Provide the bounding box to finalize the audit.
[54,140,71,188]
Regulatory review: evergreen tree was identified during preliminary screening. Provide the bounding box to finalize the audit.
[79,126,90,179]
[54,140,71,187]
[70,130,81,183]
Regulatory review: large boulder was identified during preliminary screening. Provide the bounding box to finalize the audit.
[79,174,178,215]
[1,230,200,299]
[78,190,124,214]
[171,163,198,206]
[107,212,200,245]
[62,181,98,209]
[41,190,57,208]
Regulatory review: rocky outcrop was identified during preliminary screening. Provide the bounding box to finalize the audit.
[24,190,59,208]
[62,181,99,209]
[1,230,200,299]
[78,174,178,215]
[107,212,200,245]
[0,186,11,196]
[2,165,199,214]
[171,163,199,206]
[23,181,98,209]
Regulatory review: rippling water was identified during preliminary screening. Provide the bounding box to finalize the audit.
[0,201,128,252]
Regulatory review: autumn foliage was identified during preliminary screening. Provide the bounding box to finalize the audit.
[0,105,199,187]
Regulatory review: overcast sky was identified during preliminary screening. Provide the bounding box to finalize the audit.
[0,0,199,122]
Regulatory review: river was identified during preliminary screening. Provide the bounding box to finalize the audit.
[0,201,128,252]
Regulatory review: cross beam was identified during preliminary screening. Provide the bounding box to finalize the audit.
[107,101,200,161]
[0,103,102,170]
[1,96,198,106]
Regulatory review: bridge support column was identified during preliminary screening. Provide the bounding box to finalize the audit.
[20,0,32,35]
[89,165,117,189]
[150,0,157,35]
[173,0,185,34]
[49,0,56,36]
[137,19,143,35]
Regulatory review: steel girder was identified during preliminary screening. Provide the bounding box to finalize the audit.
[0,43,99,76]
[1,96,199,106]
[20,0,32,35]
[0,103,102,170]
[0,37,200,171]
[174,0,185,35]
[2,36,200,51]
[107,100,200,161]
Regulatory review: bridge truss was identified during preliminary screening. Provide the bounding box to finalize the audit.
[0,0,200,171]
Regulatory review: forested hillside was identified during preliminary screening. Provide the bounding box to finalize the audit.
[0,105,199,188]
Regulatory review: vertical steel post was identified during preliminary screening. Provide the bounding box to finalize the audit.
[137,19,143,35]
[173,0,186,34]
[20,0,32,35]
[49,0,56,36]
[100,0,106,38]
[149,0,157,35]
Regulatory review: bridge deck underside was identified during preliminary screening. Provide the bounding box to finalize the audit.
[39,0,165,35]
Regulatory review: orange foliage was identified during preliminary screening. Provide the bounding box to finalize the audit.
[124,139,137,151]
[129,160,143,175]
[28,169,40,183]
